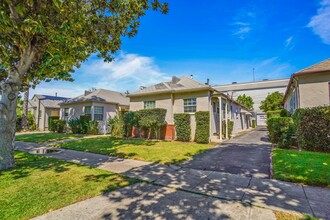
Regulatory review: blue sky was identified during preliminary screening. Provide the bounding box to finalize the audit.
[31,0,330,98]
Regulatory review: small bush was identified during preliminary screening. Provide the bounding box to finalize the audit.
[88,120,99,135]
[136,108,167,139]
[123,111,138,137]
[267,117,294,148]
[222,119,234,138]
[68,118,89,134]
[266,110,281,119]
[174,113,191,142]
[252,119,256,128]
[293,106,330,152]
[109,114,124,137]
[48,116,60,132]
[280,109,291,117]
[54,120,66,133]
[195,111,209,144]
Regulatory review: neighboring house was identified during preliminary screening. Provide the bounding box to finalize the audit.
[128,76,253,142]
[59,89,129,134]
[283,58,330,113]
[213,78,289,125]
[28,94,69,131]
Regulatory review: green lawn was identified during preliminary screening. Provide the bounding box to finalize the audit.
[0,151,136,220]
[15,133,85,143]
[56,137,215,164]
[272,149,330,187]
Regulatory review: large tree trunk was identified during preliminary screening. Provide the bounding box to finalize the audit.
[0,70,20,170]
[21,86,29,130]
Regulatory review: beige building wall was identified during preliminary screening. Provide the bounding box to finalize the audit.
[129,90,210,141]
[130,93,173,123]
[298,72,330,108]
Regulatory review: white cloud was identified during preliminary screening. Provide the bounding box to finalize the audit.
[285,36,294,49]
[29,52,172,98]
[85,52,171,92]
[308,0,330,45]
[231,10,255,40]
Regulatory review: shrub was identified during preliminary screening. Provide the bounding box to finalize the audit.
[252,119,256,128]
[109,114,124,137]
[68,118,89,134]
[266,110,281,119]
[88,120,99,135]
[293,106,330,152]
[136,108,167,139]
[123,111,138,137]
[195,111,209,144]
[174,113,191,142]
[54,120,66,133]
[267,117,294,148]
[48,116,60,132]
[280,109,291,117]
[222,119,234,138]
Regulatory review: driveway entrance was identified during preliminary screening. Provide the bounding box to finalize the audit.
[181,126,272,178]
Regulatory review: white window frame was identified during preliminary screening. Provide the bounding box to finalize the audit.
[183,98,197,113]
[93,106,104,121]
[64,108,69,117]
[144,101,155,109]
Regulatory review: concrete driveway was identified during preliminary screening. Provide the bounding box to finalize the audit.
[181,126,272,179]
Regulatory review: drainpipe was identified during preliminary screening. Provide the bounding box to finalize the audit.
[219,96,222,141]
[225,99,228,139]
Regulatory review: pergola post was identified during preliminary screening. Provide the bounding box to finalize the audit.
[225,99,228,139]
[218,96,222,141]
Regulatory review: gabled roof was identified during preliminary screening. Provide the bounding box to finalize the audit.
[294,58,330,75]
[128,76,211,97]
[31,94,69,108]
[60,89,129,106]
[283,58,330,103]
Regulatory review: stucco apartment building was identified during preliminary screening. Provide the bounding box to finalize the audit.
[59,89,129,134]
[283,58,330,113]
[29,94,69,131]
[214,78,289,125]
[128,76,253,142]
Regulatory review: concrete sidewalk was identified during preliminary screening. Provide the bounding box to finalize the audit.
[16,141,330,219]
[33,183,277,220]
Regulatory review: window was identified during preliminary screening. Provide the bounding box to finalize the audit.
[84,106,91,118]
[64,108,69,117]
[144,101,155,109]
[184,98,196,113]
[94,106,104,121]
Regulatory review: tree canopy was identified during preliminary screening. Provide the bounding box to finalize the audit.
[236,94,254,110]
[0,0,168,170]
[260,91,284,112]
[0,0,168,88]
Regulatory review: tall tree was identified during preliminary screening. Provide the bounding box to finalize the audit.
[236,94,254,110]
[260,91,284,112]
[0,0,168,170]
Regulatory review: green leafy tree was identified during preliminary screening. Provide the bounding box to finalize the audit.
[260,92,284,112]
[236,94,254,110]
[0,0,168,170]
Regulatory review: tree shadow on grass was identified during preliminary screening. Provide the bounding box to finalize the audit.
[3,151,71,179]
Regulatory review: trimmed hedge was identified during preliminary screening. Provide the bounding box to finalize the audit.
[174,113,191,142]
[293,106,330,152]
[222,119,234,138]
[195,111,209,144]
[267,117,294,148]
[266,110,281,118]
